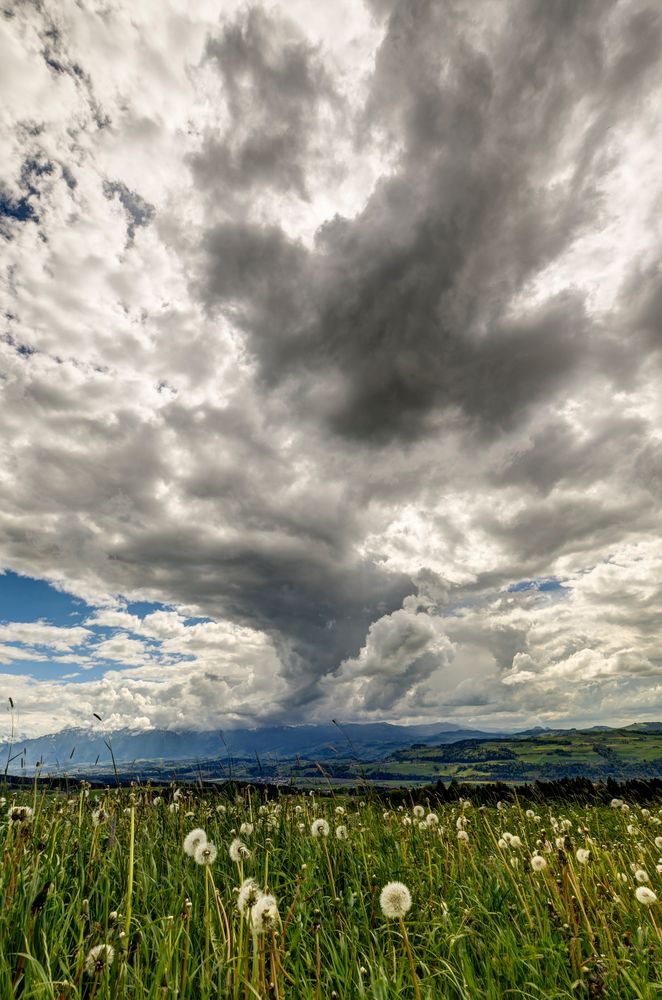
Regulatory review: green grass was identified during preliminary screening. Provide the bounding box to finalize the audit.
[2,784,662,997]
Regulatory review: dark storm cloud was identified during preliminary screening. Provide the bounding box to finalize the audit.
[195,0,662,445]
[192,7,339,200]
[83,512,415,712]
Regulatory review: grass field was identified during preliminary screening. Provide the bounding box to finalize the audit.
[2,783,662,998]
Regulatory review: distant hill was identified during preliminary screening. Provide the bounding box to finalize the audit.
[0,721,505,774]
[6,721,662,786]
[363,726,662,784]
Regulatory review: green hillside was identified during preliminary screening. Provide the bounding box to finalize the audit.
[362,727,662,783]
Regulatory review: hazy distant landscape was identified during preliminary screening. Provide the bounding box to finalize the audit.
[8,721,662,787]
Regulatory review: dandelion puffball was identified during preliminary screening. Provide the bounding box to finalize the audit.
[84,944,115,976]
[380,881,412,919]
[251,894,279,934]
[576,848,590,864]
[635,886,657,905]
[237,878,263,916]
[194,842,218,866]
[229,838,251,862]
[311,818,330,838]
[183,828,208,857]
[531,854,547,872]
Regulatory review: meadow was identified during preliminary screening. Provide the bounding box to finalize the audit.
[2,783,662,998]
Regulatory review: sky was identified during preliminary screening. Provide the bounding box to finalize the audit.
[1,0,662,739]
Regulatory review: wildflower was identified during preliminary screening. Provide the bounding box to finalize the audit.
[413,805,425,818]
[183,828,208,857]
[216,804,227,814]
[237,877,263,916]
[655,837,662,850]
[168,803,179,814]
[91,808,108,826]
[526,809,535,818]
[498,838,507,849]
[457,830,469,844]
[251,894,279,934]
[194,842,217,866]
[576,849,590,864]
[335,806,345,815]
[173,788,184,802]
[610,798,624,808]
[456,816,467,830]
[509,836,523,849]
[379,881,412,918]
[335,825,348,840]
[229,838,251,862]
[84,944,115,976]
[311,818,330,838]
[239,822,253,836]
[531,854,547,872]
[635,869,649,883]
[8,805,33,824]
[426,812,439,825]
[635,886,657,906]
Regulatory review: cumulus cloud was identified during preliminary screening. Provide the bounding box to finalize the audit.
[1,0,662,735]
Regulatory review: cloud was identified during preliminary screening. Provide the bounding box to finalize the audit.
[1,1,662,735]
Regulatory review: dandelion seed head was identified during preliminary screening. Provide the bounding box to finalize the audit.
[379,881,412,918]
[239,822,253,836]
[531,854,547,872]
[251,894,279,933]
[635,869,649,883]
[576,848,590,864]
[8,805,33,824]
[311,818,330,838]
[413,806,425,818]
[237,877,263,916]
[335,825,348,839]
[194,841,217,865]
[229,838,251,862]
[636,886,657,906]
[183,828,207,857]
[84,944,115,976]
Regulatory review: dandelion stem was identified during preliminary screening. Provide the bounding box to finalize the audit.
[124,801,135,947]
[399,917,421,1000]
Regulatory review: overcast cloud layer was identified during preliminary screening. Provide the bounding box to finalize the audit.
[1,0,662,737]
